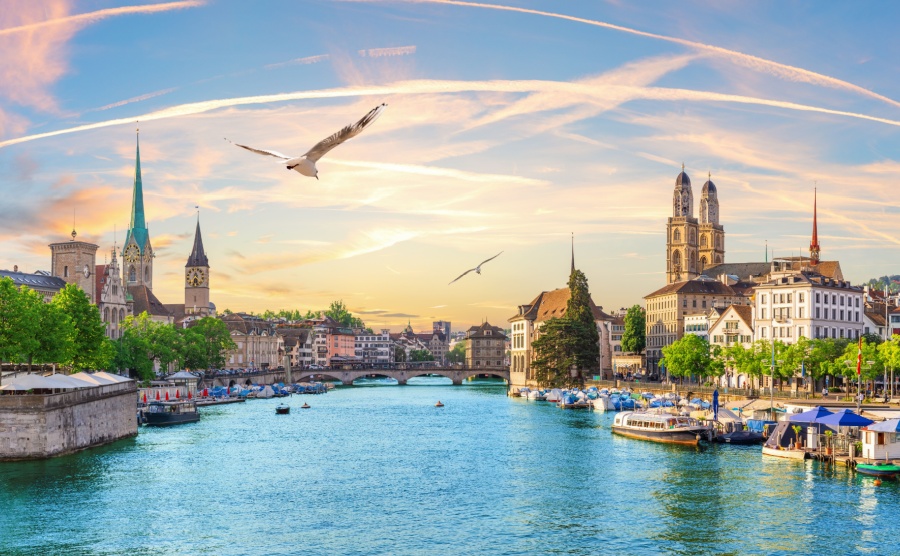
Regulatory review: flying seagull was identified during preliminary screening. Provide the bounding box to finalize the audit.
[448,251,503,285]
[225,103,387,179]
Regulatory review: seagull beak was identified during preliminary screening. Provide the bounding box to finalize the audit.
[315,175,319,180]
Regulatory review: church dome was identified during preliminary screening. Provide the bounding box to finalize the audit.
[702,179,717,195]
[676,170,691,187]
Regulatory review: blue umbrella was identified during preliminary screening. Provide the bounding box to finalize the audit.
[712,389,719,421]
[816,409,874,427]
[789,406,834,423]
[868,418,900,432]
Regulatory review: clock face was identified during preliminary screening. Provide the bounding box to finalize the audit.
[82,265,90,278]
[124,244,140,263]
[187,268,206,287]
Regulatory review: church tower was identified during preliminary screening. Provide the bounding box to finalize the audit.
[122,130,154,291]
[809,188,820,266]
[49,227,99,303]
[698,172,725,273]
[184,215,210,316]
[666,165,699,283]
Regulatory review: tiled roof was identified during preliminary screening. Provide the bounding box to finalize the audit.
[509,287,611,323]
[704,262,772,281]
[128,285,172,318]
[0,269,66,292]
[95,264,108,298]
[466,321,508,339]
[865,308,887,327]
[645,278,740,299]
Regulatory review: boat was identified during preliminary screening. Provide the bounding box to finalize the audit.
[142,400,200,426]
[856,463,900,478]
[301,403,311,409]
[276,404,290,414]
[760,421,809,459]
[714,430,765,445]
[611,411,712,446]
[435,401,444,407]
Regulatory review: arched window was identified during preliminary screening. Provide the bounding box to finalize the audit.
[700,234,708,248]
[716,236,721,249]
[129,266,136,282]
[700,256,708,269]
[673,229,681,242]
[103,308,109,322]
[673,250,682,269]
[63,266,69,278]
[690,229,696,244]
[144,266,149,281]
[120,308,125,322]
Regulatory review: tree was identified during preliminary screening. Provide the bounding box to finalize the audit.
[325,300,364,328]
[0,278,28,365]
[394,347,407,363]
[835,338,883,384]
[52,284,108,371]
[409,349,434,362]
[447,341,466,364]
[531,318,580,388]
[878,336,900,395]
[621,304,646,354]
[20,289,75,370]
[662,334,712,382]
[565,269,600,385]
[115,313,157,379]
[188,317,237,370]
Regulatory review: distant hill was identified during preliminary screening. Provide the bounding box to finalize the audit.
[865,275,900,293]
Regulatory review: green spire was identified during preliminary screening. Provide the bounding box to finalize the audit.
[130,131,146,230]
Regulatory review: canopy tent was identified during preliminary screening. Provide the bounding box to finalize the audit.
[0,383,31,391]
[3,373,77,390]
[69,372,117,386]
[46,373,91,388]
[868,419,900,433]
[167,371,199,380]
[789,406,834,423]
[816,409,874,428]
[92,372,131,384]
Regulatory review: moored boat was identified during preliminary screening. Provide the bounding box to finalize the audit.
[142,400,200,426]
[611,411,712,446]
[276,404,290,414]
[856,463,900,478]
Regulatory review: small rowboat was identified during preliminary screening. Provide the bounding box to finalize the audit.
[301,403,311,409]
[276,404,290,415]
[856,463,900,478]
[435,401,444,407]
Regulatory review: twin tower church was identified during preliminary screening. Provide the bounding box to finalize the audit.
[666,165,726,283]
[47,133,213,338]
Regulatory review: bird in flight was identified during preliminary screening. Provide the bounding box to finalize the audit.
[448,251,503,285]
[225,103,387,179]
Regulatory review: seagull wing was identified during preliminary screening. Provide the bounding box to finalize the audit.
[448,268,476,285]
[478,251,504,268]
[302,103,387,162]
[225,138,291,160]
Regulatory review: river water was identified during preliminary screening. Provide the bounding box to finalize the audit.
[1,378,898,555]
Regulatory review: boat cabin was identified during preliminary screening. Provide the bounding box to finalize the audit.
[861,419,900,460]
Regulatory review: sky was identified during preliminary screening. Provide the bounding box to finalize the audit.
[1,1,899,332]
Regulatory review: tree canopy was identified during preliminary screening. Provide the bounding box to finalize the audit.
[621,304,646,354]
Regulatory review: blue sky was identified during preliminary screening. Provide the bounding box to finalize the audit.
[1,0,899,330]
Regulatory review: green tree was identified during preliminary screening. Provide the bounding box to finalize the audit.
[565,268,599,385]
[394,347,407,363]
[0,278,27,365]
[835,338,883,384]
[21,289,76,370]
[189,317,237,370]
[531,318,580,388]
[662,334,712,382]
[409,349,434,362]
[115,314,156,379]
[621,304,646,354]
[878,336,900,396]
[447,341,466,364]
[52,284,108,371]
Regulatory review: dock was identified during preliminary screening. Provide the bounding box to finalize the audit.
[195,398,246,407]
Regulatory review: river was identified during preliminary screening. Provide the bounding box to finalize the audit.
[1,377,898,555]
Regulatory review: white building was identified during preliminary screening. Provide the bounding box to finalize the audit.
[708,305,754,388]
[355,328,393,365]
[753,271,863,343]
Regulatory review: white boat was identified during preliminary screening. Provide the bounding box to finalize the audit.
[545,388,563,403]
[518,387,531,398]
[527,390,545,401]
[612,411,713,446]
[593,394,616,411]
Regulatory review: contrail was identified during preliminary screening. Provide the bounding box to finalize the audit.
[347,0,900,110]
[4,78,900,150]
[0,1,205,37]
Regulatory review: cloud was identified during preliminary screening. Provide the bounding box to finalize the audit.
[265,54,330,69]
[89,88,178,113]
[364,0,900,110]
[381,312,419,318]
[5,78,900,150]
[358,45,417,58]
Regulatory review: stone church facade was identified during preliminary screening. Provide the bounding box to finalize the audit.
[666,166,725,283]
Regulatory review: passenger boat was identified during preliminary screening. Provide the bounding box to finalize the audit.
[142,400,200,426]
[856,463,900,478]
[611,411,712,446]
[276,404,290,414]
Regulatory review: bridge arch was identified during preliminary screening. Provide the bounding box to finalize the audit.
[294,372,345,384]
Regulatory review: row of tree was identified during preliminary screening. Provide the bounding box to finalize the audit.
[233,300,370,330]
[0,278,236,380]
[661,333,900,388]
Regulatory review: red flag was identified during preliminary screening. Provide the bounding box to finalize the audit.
[856,336,863,376]
[165,391,170,401]
[188,391,192,400]
[142,393,147,403]
[155,391,160,401]
[175,390,180,399]
[203,388,208,397]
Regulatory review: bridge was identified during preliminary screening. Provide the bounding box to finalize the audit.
[200,365,509,388]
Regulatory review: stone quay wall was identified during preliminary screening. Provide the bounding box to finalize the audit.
[0,381,138,461]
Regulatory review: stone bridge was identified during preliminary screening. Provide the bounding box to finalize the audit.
[200,366,509,388]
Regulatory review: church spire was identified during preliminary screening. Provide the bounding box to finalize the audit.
[809,187,820,266]
[570,232,575,274]
[130,129,146,231]
[186,211,209,267]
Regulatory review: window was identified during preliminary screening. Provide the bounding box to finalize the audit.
[692,300,697,308]
[816,292,821,303]
[824,295,829,305]
[761,308,767,320]
[63,266,68,277]
[673,229,681,242]
[799,307,804,318]
[702,300,707,309]
[787,294,792,303]
[856,298,860,308]
[840,296,845,306]
[799,293,805,303]
[832,294,837,305]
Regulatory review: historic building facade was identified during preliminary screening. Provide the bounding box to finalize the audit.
[184,218,211,318]
[666,166,725,284]
[49,231,99,303]
[96,247,128,339]
[465,321,508,370]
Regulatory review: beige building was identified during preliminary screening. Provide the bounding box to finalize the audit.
[509,287,614,388]
[644,278,752,375]
[49,232,99,303]
[222,313,285,369]
[465,322,508,370]
[667,166,725,283]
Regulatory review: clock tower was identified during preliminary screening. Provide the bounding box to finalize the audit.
[122,130,154,290]
[185,216,210,317]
